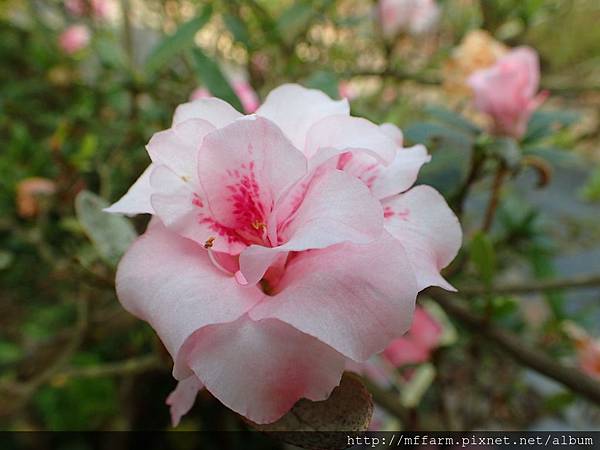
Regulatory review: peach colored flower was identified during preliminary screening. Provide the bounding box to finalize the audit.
[107,84,461,425]
[16,177,56,218]
[443,30,508,95]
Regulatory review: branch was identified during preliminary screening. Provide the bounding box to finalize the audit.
[458,273,600,296]
[56,355,162,380]
[427,288,600,405]
[359,376,409,424]
[481,162,508,232]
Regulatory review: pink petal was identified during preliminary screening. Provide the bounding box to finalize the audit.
[379,123,404,146]
[104,164,154,215]
[239,169,384,285]
[383,337,430,367]
[340,145,431,200]
[410,306,443,349]
[115,222,263,378]
[166,375,204,427]
[383,185,462,291]
[249,233,418,361]
[172,98,243,127]
[304,115,397,164]
[256,84,349,150]
[196,117,307,246]
[184,315,345,424]
[146,119,215,183]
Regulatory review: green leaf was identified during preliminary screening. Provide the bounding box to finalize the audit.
[75,190,137,267]
[144,5,213,74]
[400,363,436,408]
[407,122,474,197]
[487,136,521,168]
[470,231,496,286]
[223,13,251,48]
[524,110,579,143]
[276,1,314,44]
[424,105,481,135]
[304,70,339,99]
[190,48,243,112]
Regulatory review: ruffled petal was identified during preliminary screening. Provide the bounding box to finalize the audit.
[183,315,345,424]
[383,185,462,291]
[256,84,349,150]
[196,116,307,246]
[172,98,243,127]
[115,222,263,378]
[166,375,204,427]
[304,115,397,165]
[340,145,431,200]
[146,119,215,183]
[249,233,418,361]
[238,169,384,285]
[104,164,155,215]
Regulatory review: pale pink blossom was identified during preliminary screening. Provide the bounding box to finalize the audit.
[189,81,259,114]
[378,0,440,37]
[338,80,357,100]
[58,25,90,55]
[65,0,86,16]
[383,306,442,367]
[189,87,211,101]
[233,80,260,114]
[467,47,548,139]
[65,0,110,19]
[106,84,461,425]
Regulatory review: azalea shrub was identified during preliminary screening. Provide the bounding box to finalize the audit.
[2,0,600,443]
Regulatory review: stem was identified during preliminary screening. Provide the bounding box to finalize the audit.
[359,376,409,424]
[57,355,162,379]
[459,273,600,296]
[428,288,600,405]
[482,162,508,232]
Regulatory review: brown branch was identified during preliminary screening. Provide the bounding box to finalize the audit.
[428,288,600,405]
[56,354,162,380]
[458,273,600,296]
[359,376,409,424]
[482,162,508,232]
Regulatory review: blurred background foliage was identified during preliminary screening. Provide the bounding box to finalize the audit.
[1,0,600,443]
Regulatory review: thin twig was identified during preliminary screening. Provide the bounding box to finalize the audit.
[428,288,600,405]
[359,376,409,424]
[482,162,508,232]
[56,354,162,380]
[458,273,600,296]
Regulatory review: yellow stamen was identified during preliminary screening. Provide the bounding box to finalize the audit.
[204,236,215,249]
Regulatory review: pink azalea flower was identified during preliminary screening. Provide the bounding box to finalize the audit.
[383,306,443,367]
[467,47,548,139]
[338,80,357,100]
[65,0,86,16]
[90,0,110,19]
[65,0,110,19]
[378,0,440,37]
[58,25,90,55]
[106,84,462,425]
[233,80,260,114]
[189,87,211,101]
[189,81,259,114]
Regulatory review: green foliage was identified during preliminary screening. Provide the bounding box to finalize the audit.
[145,5,214,75]
[470,231,497,287]
[191,47,243,112]
[75,190,137,267]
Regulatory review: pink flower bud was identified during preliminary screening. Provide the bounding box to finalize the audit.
[58,25,91,55]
